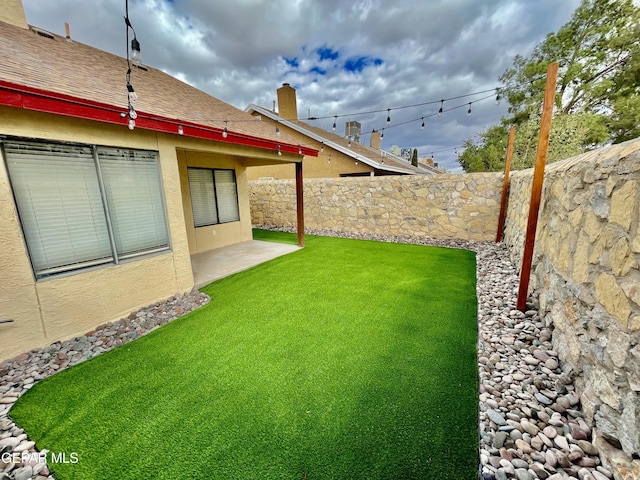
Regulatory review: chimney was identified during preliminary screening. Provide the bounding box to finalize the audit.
[370,130,381,150]
[0,0,28,29]
[277,83,298,121]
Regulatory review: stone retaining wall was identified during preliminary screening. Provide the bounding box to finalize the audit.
[503,139,640,478]
[249,173,503,241]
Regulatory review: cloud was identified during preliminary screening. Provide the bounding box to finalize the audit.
[22,0,582,172]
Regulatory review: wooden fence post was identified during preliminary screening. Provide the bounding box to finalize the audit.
[517,62,559,311]
[295,161,305,247]
[496,126,516,242]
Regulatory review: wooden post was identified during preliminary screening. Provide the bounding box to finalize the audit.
[517,62,559,311]
[496,126,516,242]
[295,161,305,247]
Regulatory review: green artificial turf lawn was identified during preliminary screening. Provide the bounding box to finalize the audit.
[10,232,478,480]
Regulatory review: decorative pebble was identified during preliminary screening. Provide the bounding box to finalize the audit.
[0,232,609,480]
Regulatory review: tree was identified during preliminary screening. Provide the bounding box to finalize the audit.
[457,113,609,172]
[411,148,418,167]
[500,0,639,123]
[459,0,640,172]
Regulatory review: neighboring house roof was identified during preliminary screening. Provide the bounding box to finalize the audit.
[0,21,316,157]
[246,103,442,175]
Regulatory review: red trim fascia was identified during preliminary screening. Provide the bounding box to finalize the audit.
[0,80,318,157]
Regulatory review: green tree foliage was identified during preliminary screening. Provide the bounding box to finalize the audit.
[411,148,418,167]
[459,0,640,172]
[458,113,609,172]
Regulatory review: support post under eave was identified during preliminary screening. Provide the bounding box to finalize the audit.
[295,161,305,247]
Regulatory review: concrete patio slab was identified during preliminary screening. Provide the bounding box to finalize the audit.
[190,240,301,288]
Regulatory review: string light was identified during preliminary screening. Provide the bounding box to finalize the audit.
[328,156,331,164]
[332,116,337,131]
[222,120,228,138]
[347,137,352,147]
[277,145,282,156]
[495,89,501,105]
[298,145,302,155]
[275,121,281,136]
[421,117,425,130]
[386,109,391,126]
[467,103,472,116]
[320,142,324,152]
[178,125,183,135]
[438,100,444,117]
[123,0,139,130]
[380,129,384,139]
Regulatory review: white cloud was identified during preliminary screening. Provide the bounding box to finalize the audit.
[22,0,581,171]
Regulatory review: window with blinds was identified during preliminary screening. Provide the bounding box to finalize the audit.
[2,139,170,279]
[187,167,239,227]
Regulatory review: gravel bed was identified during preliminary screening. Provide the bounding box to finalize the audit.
[0,228,611,479]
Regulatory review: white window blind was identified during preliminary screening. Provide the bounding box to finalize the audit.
[3,139,170,279]
[187,167,240,227]
[98,147,169,258]
[214,170,240,223]
[188,168,218,227]
[4,141,113,276]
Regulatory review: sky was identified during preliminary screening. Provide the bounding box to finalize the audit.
[22,0,581,172]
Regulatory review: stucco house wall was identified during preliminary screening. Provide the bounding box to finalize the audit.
[0,108,196,360]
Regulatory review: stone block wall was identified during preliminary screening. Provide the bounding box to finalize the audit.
[503,139,640,477]
[249,173,503,241]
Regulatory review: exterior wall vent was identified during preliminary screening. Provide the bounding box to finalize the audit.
[30,27,56,40]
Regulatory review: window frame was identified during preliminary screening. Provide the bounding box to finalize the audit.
[187,166,240,228]
[1,136,172,280]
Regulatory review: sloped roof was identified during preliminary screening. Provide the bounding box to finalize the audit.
[0,20,313,156]
[246,104,442,175]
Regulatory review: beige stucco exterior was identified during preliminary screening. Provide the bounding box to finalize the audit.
[0,0,27,29]
[247,115,374,180]
[0,106,300,362]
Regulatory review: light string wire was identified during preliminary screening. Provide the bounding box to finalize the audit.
[121,0,138,129]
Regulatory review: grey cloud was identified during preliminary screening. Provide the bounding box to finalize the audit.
[22,0,581,171]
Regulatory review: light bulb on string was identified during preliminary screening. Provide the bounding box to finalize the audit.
[320,142,324,152]
[130,37,141,65]
[332,116,337,131]
[275,122,281,136]
[178,125,184,135]
[277,145,282,156]
[328,156,331,164]
[298,145,302,155]
[222,120,228,138]
[128,118,135,130]
[128,104,137,120]
[386,109,391,126]
[381,130,384,139]
[495,89,501,105]
[421,117,425,130]
[438,100,443,117]
[467,103,472,116]
[127,82,138,102]
[348,136,352,147]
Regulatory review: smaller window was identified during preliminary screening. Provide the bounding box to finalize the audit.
[187,168,240,227]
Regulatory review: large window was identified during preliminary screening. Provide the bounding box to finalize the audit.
[2,139,170,279]
[187,167,240,227]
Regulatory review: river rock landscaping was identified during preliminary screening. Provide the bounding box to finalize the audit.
[0,229,613,480]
